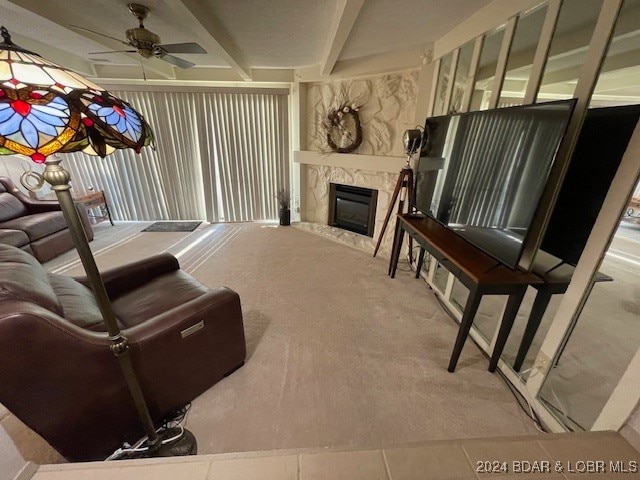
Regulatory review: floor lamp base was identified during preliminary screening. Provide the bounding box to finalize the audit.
[120,428,198,459]
[150,428,198,457]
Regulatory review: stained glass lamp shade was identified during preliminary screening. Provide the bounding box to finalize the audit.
[0,26,153,162]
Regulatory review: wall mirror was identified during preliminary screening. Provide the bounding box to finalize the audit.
[498,3,548,106]
[470,26,506,111]
[433,52,453,116]
[537,0,604,102]
[538,0,640,431]
[449,40,475,113]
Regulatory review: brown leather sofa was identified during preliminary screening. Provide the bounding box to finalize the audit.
[0,177,94,262]
[0,244,246,461]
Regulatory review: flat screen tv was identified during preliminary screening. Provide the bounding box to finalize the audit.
[415,99,576,269]
[540,103,640,265]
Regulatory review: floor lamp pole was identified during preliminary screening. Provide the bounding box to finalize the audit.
[42,157,161,452]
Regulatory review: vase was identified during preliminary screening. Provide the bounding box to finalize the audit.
[279,207,291,226]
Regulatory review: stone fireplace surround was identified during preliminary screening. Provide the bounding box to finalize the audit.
[294,151,408,258]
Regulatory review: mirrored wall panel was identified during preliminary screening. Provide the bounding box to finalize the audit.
[470,26,505,111]
[590,0,640,107]
[433,53,453,116]
[499,3,548,106]
[538,199,640,430]
[537,0,640,431]
[537,0,604,102]
[450,40,475,113]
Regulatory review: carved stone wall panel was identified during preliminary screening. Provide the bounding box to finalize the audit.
[307,69,419,157]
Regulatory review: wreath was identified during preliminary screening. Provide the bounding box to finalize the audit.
[323,103,363,153]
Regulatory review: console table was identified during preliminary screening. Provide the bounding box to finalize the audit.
[74,190,114,226]
[389,214,542,372]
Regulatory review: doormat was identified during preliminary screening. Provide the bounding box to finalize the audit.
[142,221,202,232]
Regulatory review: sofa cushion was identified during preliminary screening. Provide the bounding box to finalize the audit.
[0,229,29,248]
[0,192,28,222]
[111,270,210,328]
[0,244,62,315]
[0,211,68,242]
[48,275,126,331]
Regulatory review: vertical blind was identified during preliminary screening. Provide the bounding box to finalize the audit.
[64,89,289,223]
[440,110,568,229]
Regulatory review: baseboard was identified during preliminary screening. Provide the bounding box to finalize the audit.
[14,461,38,480]
[620,425,640,452]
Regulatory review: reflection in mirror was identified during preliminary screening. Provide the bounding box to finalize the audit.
[537,0,640,432]
[470,27,505,111]
[433,53,453,116]
[499,3,548,107]
[433,261,449,293]
[538,197,640,430]
[450,40,475,113]
[590,0,640,107]
[450,277,468,313]
[537,0,604,101]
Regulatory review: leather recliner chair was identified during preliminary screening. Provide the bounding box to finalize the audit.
[0,244,246,461]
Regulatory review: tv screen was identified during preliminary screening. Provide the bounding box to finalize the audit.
[415,99,576,269]
[540,103,640,265]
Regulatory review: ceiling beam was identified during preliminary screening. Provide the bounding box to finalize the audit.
[296,45,423,82]
[7,0,176,80]
[164,0,252,81]
[320,0,364,76]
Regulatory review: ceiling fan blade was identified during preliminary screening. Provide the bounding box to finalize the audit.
[156,52,195,69]
[157,42,207,54]
[69,24,130,46]
[89,50,137,55]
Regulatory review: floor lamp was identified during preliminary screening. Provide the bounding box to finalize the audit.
[0,27,195,458]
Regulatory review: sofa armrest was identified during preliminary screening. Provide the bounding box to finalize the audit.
[20,194,63,214]
[125,287,241,343]
[74,253,180,298]
[9,187,95,241]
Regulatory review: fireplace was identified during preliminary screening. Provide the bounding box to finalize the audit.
[328,183,378,237]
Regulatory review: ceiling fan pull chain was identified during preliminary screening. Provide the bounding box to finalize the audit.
[140,57,147,81]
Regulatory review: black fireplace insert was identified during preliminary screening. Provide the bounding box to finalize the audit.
[328,183,378,237]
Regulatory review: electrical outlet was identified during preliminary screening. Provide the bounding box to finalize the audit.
[535,352,551,374]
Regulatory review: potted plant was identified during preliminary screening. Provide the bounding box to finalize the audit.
[276,189,291,226]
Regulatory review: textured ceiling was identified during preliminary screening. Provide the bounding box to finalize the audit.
[0,0,493,78]
[208,0,340,68]
[339,0,493,60]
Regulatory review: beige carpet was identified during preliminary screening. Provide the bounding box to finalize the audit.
[35,221,539,459]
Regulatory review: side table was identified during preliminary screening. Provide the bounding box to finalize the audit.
[74,190,114,226]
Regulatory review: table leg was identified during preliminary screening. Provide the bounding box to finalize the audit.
[448,288,481,372]
[102,192,114,226]
[513,288,553,372]
[489,287,527,372]
[389,220,405,278]
[415,247,426,279]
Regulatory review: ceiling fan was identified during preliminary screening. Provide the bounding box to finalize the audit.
[70,3,207,69]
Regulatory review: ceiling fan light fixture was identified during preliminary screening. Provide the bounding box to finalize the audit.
[73,3,207,69]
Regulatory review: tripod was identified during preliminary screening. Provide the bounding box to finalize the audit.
[373,160,414,258]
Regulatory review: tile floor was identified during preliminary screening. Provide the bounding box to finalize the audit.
[31,431,640,480]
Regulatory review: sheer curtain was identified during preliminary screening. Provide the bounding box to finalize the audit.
[64,88,289,222]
